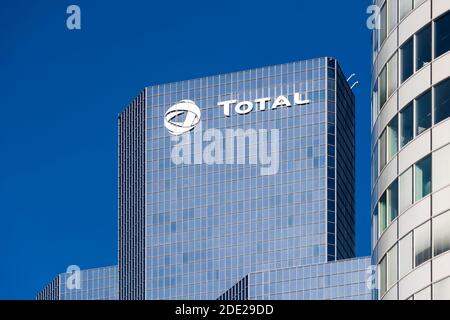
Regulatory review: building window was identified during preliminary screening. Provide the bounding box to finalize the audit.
[388,0,398,34]
[399,0,413,21]
[435,12,450,59]
[380,129,387,170]
[414,222,431,267]
[387,53,398,97]
[387,245,398,288]
[372,207,378,247]
[415,90,431,135]
[378,179,398,235]
[414,155,431,201]
[400,102,413,147]
[387,179,398,223]
[433,211,450,257]
[380,3,387,44]
[373,80,379,117]
[399,232,413,278]
[372,143,379,187]
[435,77,450,125]
[433,277,450,300]
[379,255,387,296]
[373,26,379,55]
[379,67,387,108]
[379,192,387,235]
[415,24,431,71]
[400,38,414,83]
[400,167,413,213]
[387,116,398,160]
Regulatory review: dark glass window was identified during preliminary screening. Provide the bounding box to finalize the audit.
[379,67,387,108]
[400,38,414,83]
[380,129,387,170]
[433,212,450,257]
[435,12,450,59]
[415,222,431,267]
[435,78,450,124]
[388,179,398,224]
[416,24,432,71]
[380,4,387,44]
[379,192,387,235]
[415,90,431,135]
[415,155,432,201]
[387,116,398,159]
[400,103,413,147]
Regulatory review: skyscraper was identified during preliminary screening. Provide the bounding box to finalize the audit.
[37,57,371,301]
[371,0,450,300]
[118,57,364,300]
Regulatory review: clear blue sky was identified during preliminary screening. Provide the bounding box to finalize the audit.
[0,0,373,299]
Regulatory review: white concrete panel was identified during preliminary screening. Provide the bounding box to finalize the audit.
[398,131,431,173]
[399,262,431,300]
[399,197,431,238]
[433,144,450,192]
[432,52,450,86]
[399,1,431,45]
[433,185,450,216]
[398,65,431,110]
[432,252,450,282]
[383,284,398,300]
[432,0,450,19]
[432,118,450,150]
[414,286,431,300]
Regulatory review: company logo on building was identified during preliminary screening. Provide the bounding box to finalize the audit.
[164,100,201,136]
[218,93,310,117]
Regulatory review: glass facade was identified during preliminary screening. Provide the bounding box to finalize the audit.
[118,91,146,300]
[118,57,359,300]
[39,58,363,301]
[218,257,371,300]
[36,266,118,300]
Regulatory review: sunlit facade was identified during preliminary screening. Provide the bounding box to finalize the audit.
[371,0,450,300]
[119,57,361,300]
[218,257,371,300]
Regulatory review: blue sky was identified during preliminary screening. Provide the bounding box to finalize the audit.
[0,0,373,299]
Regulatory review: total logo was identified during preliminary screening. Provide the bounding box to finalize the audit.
[164,93,310,136]
[218,92,310,117]
[164,100,201,136]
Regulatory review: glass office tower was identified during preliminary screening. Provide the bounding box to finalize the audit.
[36,266,118,300]
[218,257,371,300]
[119,57,360,300]
[371,0,450,299]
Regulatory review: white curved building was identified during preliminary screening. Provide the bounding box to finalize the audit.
[371,0,450,300]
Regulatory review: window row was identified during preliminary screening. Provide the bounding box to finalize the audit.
[374,10,450,112]
[408,276,450,300]
[374,0,427,53]
[378,155,431,236]
[378,210,450,297]
[377,76,450,174]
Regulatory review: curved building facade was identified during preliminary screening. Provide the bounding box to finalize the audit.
[371,0,450,300]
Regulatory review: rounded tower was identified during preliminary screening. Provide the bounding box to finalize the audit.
[371,0,450,300]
